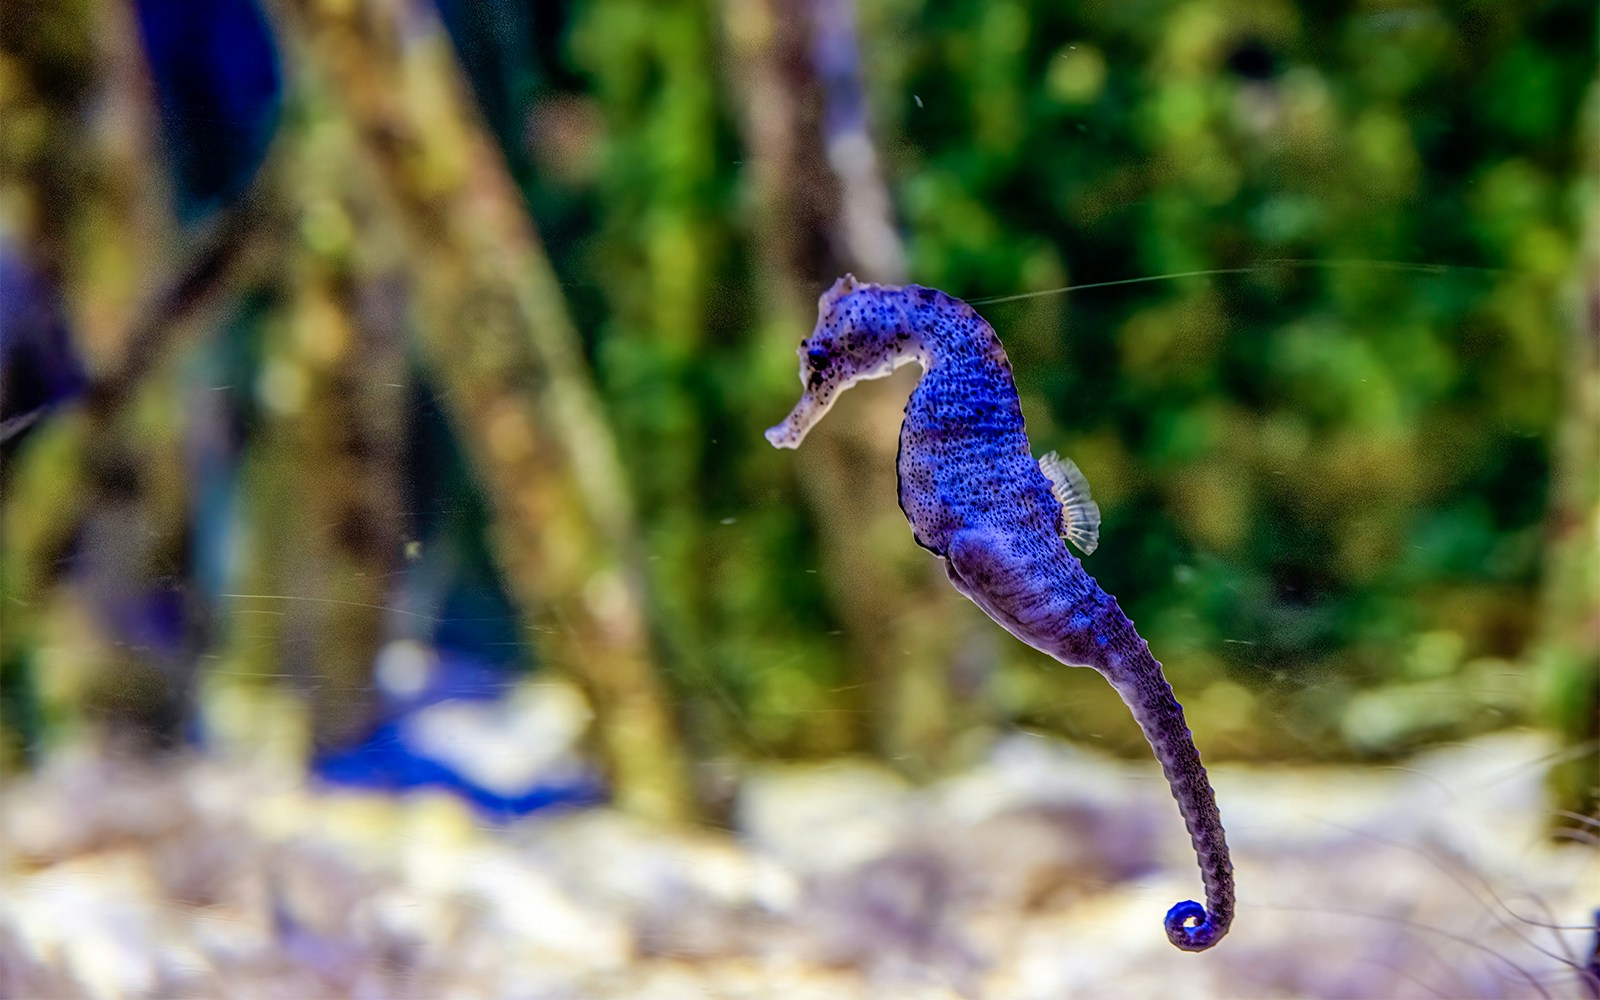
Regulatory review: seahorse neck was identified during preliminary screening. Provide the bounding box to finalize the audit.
[867,285,1006,373]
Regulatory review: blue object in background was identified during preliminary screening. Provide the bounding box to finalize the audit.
[132,0,283,220]
[308,373,602,821]
[314,722,607,822]
[311,647,606,822]
[0,243,88,449]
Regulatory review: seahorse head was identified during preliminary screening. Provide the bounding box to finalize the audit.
[765,274,924,449]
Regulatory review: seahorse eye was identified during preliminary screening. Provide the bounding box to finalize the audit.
[807,348,830,369]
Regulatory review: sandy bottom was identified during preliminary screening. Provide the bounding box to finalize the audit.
[2,730,1595,999]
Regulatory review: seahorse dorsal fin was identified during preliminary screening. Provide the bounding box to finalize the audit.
[1039,451,1101,555]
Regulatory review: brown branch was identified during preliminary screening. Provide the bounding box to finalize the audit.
[719,0,980,771]
[269,0,695,821]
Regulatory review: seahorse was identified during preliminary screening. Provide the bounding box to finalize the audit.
[765,273,1235,952]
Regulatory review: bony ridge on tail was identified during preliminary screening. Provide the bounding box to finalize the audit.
[766,274,1235,952]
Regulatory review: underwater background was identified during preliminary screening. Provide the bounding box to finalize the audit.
[1,0,1596,996]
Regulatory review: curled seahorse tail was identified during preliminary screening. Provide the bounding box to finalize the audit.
[1164,899,1225,952]
[1103,638,1235,953]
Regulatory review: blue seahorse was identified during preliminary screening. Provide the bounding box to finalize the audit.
[766,274,1234,952]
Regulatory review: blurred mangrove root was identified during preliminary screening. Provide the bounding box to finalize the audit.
[263,107,409,749]
[721,0,975,769]
[1535,76,1600,822]
[274,0,694,821]
[1,0,248,755]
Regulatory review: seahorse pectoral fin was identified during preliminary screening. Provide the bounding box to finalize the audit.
[1039,451,1101,554]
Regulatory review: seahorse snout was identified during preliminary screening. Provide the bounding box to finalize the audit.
[765,389,830,449]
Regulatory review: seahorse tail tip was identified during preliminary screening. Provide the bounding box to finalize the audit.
[1164,899,1228,952]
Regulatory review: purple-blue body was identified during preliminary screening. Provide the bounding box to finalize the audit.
[767,275,1234,952]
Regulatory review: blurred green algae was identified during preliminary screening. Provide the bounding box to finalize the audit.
[0,0,1594,822]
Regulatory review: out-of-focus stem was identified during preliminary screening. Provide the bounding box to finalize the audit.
[0,0,225,755]
[720,0,976,771]
[1535,79,1600,822]
[275,0,694,822]
[265,108,407,749]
